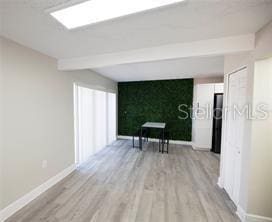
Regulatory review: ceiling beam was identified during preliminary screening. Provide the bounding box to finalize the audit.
[58,34,255,70]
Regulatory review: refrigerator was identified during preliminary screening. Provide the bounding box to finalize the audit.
[211,93,223,154]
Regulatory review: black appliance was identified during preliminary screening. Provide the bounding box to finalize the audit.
[211,93,223,154]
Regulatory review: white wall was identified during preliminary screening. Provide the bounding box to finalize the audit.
[249,58,272,218]
[0,37,4,210]
[254,21,272,60]
[220,21,272,219]
[0,37,116,210]
[246,21,272,218]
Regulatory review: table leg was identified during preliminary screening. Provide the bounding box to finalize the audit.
[140,127,143,150]
[162,128,165,154]
[159,136,161,153]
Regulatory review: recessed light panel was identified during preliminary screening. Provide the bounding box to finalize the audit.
[51,0,186,29]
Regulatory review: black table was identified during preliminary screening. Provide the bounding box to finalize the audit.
[139,122,166,153]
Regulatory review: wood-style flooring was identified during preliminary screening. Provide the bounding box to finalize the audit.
[6,139,240,222]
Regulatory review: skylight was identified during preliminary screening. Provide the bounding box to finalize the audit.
[50,0,186,29]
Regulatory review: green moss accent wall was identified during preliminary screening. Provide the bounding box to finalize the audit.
[118,79,193,141]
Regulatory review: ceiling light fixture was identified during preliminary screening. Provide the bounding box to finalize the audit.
[50,0,186,29]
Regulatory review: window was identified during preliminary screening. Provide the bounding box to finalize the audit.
[74,84,117,165]
[94,90,107,153]
[107,92,117,144]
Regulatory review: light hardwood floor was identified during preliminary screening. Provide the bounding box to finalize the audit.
[6,140,240,222]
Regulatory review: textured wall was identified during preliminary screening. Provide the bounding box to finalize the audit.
[118,79,193,141]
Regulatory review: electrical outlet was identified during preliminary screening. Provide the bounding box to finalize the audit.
[42,160,48,169]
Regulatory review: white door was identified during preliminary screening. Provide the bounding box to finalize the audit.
[224,68,247,205]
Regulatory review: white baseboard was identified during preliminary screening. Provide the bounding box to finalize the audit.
[235,205,272,222]
[169,140,192,146]
[246,214,272,222]
[217,177,224,189]
[237,205,246,222]
[192,143,211,151]
[118,135,136,140]
[0,164,76,222]
[117,135,192,146]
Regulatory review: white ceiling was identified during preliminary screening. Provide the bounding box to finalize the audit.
[93,56,224,82]
[1,0,272,59]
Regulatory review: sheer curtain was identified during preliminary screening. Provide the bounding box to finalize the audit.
[94,90,107,153]
[75,85,116,165]
[107,92,117,144]
[77,86,94,164]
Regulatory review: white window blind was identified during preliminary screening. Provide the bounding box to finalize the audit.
[107,92,117,144]
[75,85,116,165]
[94,90,107,153]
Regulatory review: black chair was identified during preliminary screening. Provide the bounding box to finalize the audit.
[158,131,170,153]
[132,128,149,148]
